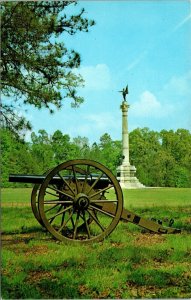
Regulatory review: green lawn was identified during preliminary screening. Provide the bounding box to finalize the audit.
[123,188,191,208]
[1,188,191,299]
[1,188,32,204]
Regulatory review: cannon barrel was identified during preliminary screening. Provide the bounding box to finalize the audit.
[9,174,62,185]
[9,174,110,188]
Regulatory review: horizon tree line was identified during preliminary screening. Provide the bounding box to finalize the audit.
[1,127,191,188]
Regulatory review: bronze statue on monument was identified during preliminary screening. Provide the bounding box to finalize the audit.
[119,85,128,101]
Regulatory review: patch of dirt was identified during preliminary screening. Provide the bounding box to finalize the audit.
[24,244,50,256]
[110,242,125,248]
[56,262,70,269]
[151,260,191,274]
[2,234,51,256]
[27,270,53,284]
[2,236,35,254]
[98,289,111,298]
[185,217,191,223]
[78,285,111,299]
[126,281,162,298]
[134,233,165,246]
[2,233,36,240]
[78,285,90,296]
[183,271,191,280]
[1,233,37,248]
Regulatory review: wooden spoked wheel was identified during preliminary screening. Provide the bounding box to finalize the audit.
[38,159,123,243]
[31,183,44,226]
[31,170,51,227]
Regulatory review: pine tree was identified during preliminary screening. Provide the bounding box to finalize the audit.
[1,1,95,136]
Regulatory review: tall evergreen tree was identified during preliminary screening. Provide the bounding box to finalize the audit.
[1,1,95,136]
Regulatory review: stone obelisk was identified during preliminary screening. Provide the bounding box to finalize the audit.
[117,86,144,189]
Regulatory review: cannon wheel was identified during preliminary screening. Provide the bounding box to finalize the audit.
[31,183,44,226]
[31,170,51,227]
[31,168,96,230]
[38,159,123,243]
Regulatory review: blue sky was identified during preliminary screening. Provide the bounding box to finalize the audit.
[25,0,191,143]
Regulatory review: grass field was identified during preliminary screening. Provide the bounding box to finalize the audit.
[1,188,191,299]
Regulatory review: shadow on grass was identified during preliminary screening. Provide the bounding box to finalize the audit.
[1,226,55,246]
[2,225,44,235]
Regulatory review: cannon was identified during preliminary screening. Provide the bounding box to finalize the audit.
[9,159,181,244]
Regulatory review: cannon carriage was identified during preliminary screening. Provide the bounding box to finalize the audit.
[9,159,181,244]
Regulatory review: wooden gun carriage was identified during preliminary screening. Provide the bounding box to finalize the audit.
[9,159,181,244]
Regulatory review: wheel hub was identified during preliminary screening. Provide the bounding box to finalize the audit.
[75,193,90,210]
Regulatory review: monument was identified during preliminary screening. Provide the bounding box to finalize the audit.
[117,85,145,189]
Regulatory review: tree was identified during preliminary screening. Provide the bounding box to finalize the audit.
[51,130,71,163]
[31,130,54,171]
[1,1,95,136]
[89,142,102,163]
[129,128,161,186]
[160,129,191,187]
[98,133,122,173]
[1,128,40,187]
[73,136,90,158]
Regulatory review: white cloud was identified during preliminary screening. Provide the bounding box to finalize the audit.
[164,70,191,96]
[77,64,112,91]
[60,112,121,143]
[85,112,120,131]
[131,90,174,118]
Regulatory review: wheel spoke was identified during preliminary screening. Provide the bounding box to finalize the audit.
[45,203,60,213]
[61,207,66,227]
[90,200,117,203]
[45,190,59,198]
[44,200,73,204]
[82,211,91,239]
[58,172,75,196]
[89,204,115,218]
[48,205,73,222]
[49,204,63,224]
[73,211,80,239]
[71,214,75,229]
[81,165,90,193]
[44,198,60,202]
[88,209,105,232]
[58,210,74,233]
[72,165,79,193]
[48,185,74,200]
[89,185,113,199]
[87,172,104,195]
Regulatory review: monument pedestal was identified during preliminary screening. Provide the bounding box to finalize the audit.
[117,163,145,189]
[117,87,145,189]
